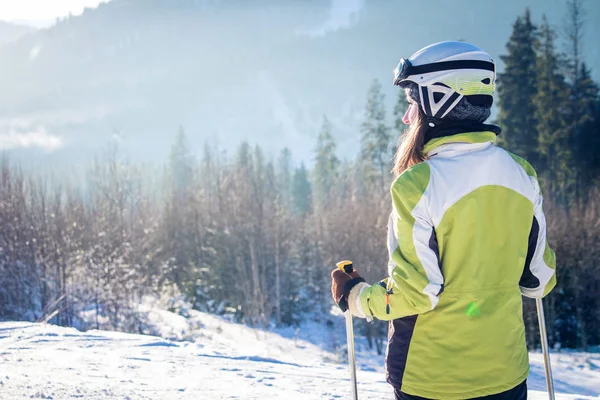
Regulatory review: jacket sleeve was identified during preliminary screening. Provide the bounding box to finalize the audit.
[519,168,556,298]
[355,163,444,321]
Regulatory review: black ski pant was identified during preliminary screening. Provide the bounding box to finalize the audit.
[394,379,527,400]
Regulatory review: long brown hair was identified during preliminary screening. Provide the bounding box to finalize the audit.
[392,104,428,177]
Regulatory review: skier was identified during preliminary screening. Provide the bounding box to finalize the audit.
[331,41,556,400]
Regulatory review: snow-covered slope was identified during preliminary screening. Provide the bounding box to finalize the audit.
[0,313,599,399]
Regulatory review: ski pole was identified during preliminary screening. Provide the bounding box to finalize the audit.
[336,260,359,400]
[536,297,555,400]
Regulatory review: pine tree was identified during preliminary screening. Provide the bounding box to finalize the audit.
[164,127,200,302]
[360,79,392,188]
[534,16,570,200]
[588,96,600,181]
[564,0,584,86]
[313,116,338,208]
[393,88,409,138]
[563,0,599,198]
[564,0,584,200]
[169,126,195,193]
[292,163,312,216]
[574,63,600,191]
[276,147,294,208]
[497,9,540,165]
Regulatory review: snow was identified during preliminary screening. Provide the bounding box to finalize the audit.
[0,311,599,400]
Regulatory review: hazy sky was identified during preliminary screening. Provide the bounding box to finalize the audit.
[0,0,109,27]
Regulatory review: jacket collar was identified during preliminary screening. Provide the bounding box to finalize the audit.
[423,122,501,158]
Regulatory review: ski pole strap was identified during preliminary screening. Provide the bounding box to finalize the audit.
[338,277,366,312]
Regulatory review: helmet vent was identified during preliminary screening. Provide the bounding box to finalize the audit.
[433,92,444,103]
[481,78,491,84]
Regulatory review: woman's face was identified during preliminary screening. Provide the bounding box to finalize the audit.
[403,98,418,125]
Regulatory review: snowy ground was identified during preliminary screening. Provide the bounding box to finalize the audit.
[0,311,599,399]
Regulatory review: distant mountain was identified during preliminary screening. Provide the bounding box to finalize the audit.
[0,0,598,167]
[0,21,34,47]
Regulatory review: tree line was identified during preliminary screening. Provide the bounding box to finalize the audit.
[497,1,600,348]
[1,1,599,350]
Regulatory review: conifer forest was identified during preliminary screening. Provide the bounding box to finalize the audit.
[1,1,599,351]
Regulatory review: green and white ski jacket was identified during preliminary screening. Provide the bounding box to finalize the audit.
[348,130,556,399]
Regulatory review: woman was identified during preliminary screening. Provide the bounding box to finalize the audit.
[331,41,556,400]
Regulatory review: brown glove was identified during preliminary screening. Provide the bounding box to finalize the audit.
[331,268,364,312]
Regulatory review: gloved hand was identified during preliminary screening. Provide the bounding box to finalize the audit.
[331,268,365,312]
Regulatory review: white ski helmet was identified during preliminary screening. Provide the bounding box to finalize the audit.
[393,41,496,124]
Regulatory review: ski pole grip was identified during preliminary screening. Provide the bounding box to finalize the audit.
[337,260,354,274]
